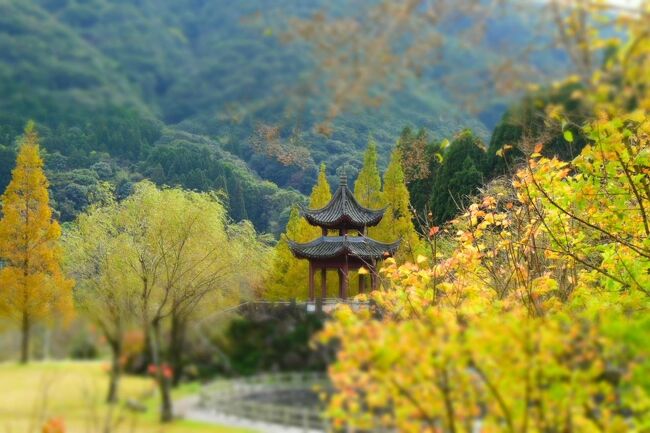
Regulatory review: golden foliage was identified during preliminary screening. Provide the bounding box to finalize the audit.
[0,122,73,361]
[320,113,650,431]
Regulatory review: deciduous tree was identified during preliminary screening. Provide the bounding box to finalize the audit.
[119,183,263,421]
[321,113,650,432]
[68,181,267,421]
[64,196,138,402]
[0,122,73,363]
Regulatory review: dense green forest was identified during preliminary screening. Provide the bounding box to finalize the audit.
[0,0,565,233]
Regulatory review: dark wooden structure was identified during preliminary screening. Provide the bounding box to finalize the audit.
[288,175,400,300]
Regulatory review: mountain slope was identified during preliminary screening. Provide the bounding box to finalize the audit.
[0,0,147,125]
[0,0,558,234]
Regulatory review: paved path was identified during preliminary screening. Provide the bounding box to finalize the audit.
[175,395,324,433]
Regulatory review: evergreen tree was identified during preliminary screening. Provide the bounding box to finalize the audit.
[0,122,74,363]
[485,82,591,179]
[397,128,444,214]
[234,181,248,221]
[431,130,486,224]
[354,138,383,210]
[228,177,248,221]
[376,148,420,262]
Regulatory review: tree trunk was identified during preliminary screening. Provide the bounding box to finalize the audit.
[150,319,173,422]
[20,312,30,364]
[43,327,51,360]
[107,339,122,403]
[142,298,152,372]
[158,372,173,422]
[170,313,186,387]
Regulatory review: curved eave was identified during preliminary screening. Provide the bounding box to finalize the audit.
[287,236,401,261]
[301,209,385,230]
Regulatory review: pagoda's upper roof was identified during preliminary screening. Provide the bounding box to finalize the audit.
[300,175,386,230]
[288,235,400,260]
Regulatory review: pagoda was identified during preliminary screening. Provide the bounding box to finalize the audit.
[288,175,400,300]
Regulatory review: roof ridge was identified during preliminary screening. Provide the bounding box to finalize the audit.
[298,175,388,230]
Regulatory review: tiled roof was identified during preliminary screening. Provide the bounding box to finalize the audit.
[288,235,400,260]
[300,175,386,230]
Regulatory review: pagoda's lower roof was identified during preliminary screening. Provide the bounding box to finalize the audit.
[288,235,400,260]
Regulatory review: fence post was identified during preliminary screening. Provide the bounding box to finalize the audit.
[302,408,309,432]
[283,406,290,425]
[200,371,335,431]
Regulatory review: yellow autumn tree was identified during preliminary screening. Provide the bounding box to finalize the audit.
[304,163,332,238]
[264,163,334,299]
[354,138,383,211]
[376,148,420,262]
[0,121,73,363]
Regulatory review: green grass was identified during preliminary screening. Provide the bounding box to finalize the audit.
[0,360,253,433]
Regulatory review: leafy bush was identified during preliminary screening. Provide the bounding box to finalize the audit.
[219,303,331,376]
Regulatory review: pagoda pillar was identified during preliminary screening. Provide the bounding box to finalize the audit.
[359,272,366,294]
[321,268,327,299]
[342,261,349,298]
[308,262,315,301]
[370,263,378,291]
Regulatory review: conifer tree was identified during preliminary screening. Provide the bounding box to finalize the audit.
[377,148,420,262]
[354,138,383,210]
[303,163,332,239]
[228,177,248,221]
[351,141,388,291]
[309,163,332,209]
[0,122,74,363]
[264,206,308,300]
[264,164,333,299]
[431,131,486,223]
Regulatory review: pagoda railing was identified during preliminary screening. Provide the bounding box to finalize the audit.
[234,298,371,314]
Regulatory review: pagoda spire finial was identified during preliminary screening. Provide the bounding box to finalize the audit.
[339,174,347,186]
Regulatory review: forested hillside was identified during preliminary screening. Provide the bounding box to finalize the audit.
[0,0,559,233]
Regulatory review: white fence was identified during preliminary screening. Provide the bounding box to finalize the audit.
[199,372,331,431]
[198,372,396,433]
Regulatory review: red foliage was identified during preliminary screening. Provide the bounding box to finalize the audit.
[147,363,173,380]
[42,417,65,433]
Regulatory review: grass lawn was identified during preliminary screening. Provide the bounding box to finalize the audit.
[0,361,253,433]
